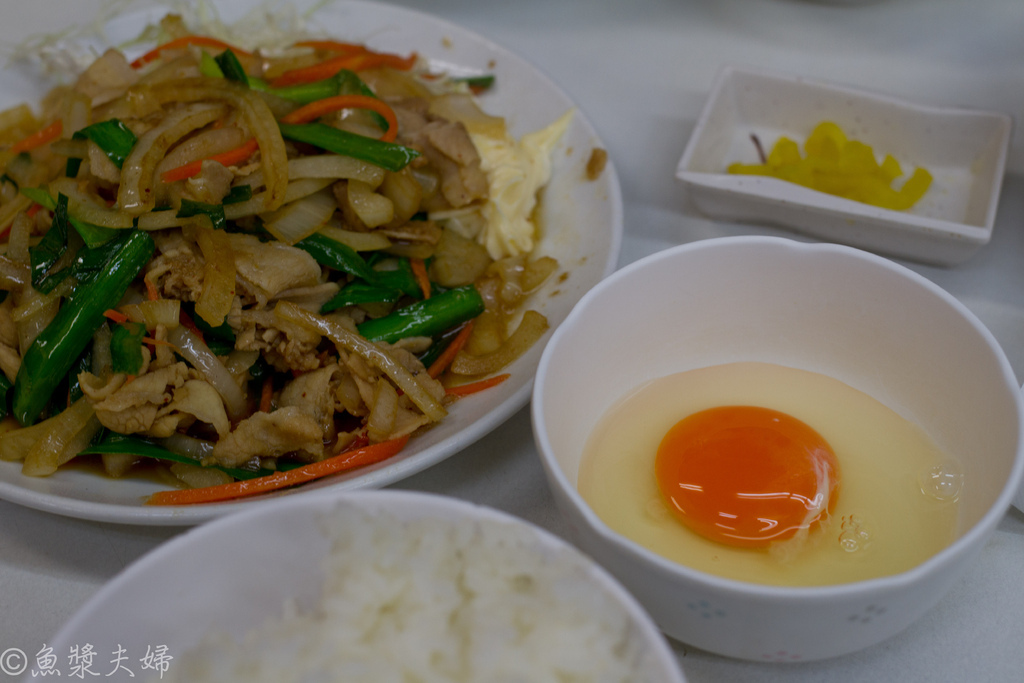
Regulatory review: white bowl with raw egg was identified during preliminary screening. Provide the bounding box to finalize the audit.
[531,236,1024,662]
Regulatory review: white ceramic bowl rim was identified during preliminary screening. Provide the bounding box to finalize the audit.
[51,488,685,682]
[532,235,1024,601]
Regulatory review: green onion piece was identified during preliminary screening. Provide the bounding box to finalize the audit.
[321,281,401,313]
[199,51,225,78]
[296,232,380,284]
[249,75,339,105]
[110,321,146,375]
[357,284,484,344]
[416,322,468,368]
[12,229,155,426]
[20,186,119,247]
[79,432,276,481]
[30,193,70,293]
[454,74,496,92]
[278,122,419,172]
[66,119,138,176]
[374,259,422,298]
[177,198,226,231]
[222,184,253,205]
[247,354,274,383]
[335,69,388,131]
[70,232,138,286]
[68,345,93,404]
[181,301,235,348]
[44,343,93,418]
[214,48,249,87]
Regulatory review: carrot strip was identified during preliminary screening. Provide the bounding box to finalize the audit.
[177,308,206,342]
[339,432,370,453]
[143,273,160,301]
[445,373,511,397]
[146,435,410,505]
[259,377,274,413]
[103,309,129,324]
[10,120,62,155]
[410,257,431,300]
[271,54,358,88]
[331,435,408,471]
[428,321,473,379]
[160,137,259,183]
[131,35,251,69]
[279,95,399,142]
[270,50,417,88]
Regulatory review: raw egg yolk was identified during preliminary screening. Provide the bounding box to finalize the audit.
[655,406,840,549]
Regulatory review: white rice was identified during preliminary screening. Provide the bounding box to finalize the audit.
[159,505,669,682]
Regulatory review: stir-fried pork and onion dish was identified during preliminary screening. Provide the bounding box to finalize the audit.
[0,15,571,504]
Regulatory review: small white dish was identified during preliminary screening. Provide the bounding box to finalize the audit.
[676,65,1012,266]
[0,0,622,525]
[39,490,685,683]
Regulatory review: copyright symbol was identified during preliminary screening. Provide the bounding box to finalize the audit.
[0,648,27,676]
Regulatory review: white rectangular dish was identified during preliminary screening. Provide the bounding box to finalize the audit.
[676,66,1013,266]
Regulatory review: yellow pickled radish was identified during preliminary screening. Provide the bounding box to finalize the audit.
[727,121,932,211]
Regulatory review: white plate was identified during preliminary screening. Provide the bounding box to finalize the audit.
[37,490,685,683]
[676,65,1012,266]
[0,0,622,525]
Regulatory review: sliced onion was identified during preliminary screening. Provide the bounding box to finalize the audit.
[317,219,392,251]
[22,398,102,477]
[120,299,181,329]
[171,461,234,488]
[118,101,228,214]
[0,254,30,289]
[0,104,38,142]
[167,325,248,421]
[12,278,74,323]
[287,155,384,186]
[194,227,236,328]
[91,323,112,378]
[450,309,549,376]
[223,349,260,380]
[61,91,93,138]
[15,279,73,355]
[149,79,289,212]
[155,125,248,180]
[234,167,265,193]
[136,210,204,231]
[275,300,447,422]
[5,210,32,264]
[222,194,268,221]
[427,93,507,138]
[0,195,32,244]
[50,139,91,158]
[281,177,335,205]
[160,432,215,463]
[261,187,337,245]
[346,179,394,228]
[0,418,48,462]
[50,177,135,228]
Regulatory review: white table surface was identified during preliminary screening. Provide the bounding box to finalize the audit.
[2,0,1024,681]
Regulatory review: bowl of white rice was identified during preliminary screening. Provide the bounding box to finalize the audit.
[40,490,684,683]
